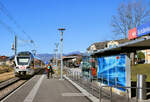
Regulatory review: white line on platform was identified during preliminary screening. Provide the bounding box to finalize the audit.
[24,75,45,102]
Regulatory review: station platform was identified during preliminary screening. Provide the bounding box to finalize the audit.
[1,73,91,102]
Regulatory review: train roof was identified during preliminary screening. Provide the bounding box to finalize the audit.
[16,51,43,62]
[16,51,33,57]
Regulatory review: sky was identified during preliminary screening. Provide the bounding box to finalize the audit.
[0,0,148,56]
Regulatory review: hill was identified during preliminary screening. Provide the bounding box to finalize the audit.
[37,51,82,63]
[36,53,55,63]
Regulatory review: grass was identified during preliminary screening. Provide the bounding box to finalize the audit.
[0,71,15,82]
[0,65,13,74]
[0,65,14,82]
[131,64,150,82]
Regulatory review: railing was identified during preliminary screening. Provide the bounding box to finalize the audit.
[99,85,150,102]
[65,68,150,102]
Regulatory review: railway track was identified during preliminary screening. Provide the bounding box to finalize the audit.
[0,77,20,90]
[0,68,45,101]
[0,77,27,101]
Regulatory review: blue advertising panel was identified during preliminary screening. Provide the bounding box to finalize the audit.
[137,21,150,37]
[97,54,126,91]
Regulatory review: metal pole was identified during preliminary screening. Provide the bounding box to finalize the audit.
[58,28,65,80]
[76,71,77,81]
[55,43,59,76]
[99,87,102,102]
[73,71,75,80]
[127,89,130,102]
[136,89,138,102]
[60,31,63,80]
[15,35,17,55]
[77,71,78,81]
[110,87,112,102]
[115,60,117,86]
[92,77,93,95]
[56,47,58,70]
[56,49,57,75]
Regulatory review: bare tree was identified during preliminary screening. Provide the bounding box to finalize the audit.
[111,0,150,39]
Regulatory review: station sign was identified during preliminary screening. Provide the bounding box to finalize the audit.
[128,27,137,40]
[137,21,150,37]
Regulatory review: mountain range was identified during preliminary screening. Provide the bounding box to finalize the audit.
[37,51,82,63]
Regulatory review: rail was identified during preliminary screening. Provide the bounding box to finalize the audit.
[0,77,20,90]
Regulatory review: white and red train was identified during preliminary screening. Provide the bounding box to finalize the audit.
[14,51,43,77]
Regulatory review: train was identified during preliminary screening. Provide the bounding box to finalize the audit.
[14,51,44,77]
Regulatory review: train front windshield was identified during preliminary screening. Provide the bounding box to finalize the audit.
[17,57,30,65]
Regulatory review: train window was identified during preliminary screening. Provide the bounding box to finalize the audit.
[17,57,30,65]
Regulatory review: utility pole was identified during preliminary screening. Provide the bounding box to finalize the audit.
[12,35,17,55]
[58,28,65,80]
[15,35,17,55]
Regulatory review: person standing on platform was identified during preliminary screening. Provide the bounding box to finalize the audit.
[49,64,54,78]
[90,66,96,82]
[46,64,51,79]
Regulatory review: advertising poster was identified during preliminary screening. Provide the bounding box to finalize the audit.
[128,27,137,40]
[97,54,126,91]
[137,21,150,37]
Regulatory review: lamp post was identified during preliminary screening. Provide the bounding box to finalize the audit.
[54,43,59,71]
[58,28,65,80]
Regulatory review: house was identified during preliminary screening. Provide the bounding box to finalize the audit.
[63,54,82,68]
[141,50,150,64]
[87,41,108,53]
[87,39,129,52]
[0,55,15,66]
[0,56,9,65]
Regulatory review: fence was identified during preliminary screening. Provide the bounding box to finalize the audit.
[65,68,150,102]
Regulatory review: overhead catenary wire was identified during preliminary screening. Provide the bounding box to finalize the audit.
[0,18,37,52]
[0,19,35,51]
[0,19,27,42]
[0,1,37,50]
[0,1,35,42]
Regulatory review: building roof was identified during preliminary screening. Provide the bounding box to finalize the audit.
[91,37,150,57]
[63,56,77,61]
[87,39,130,51]
[87,41,108,51]
[0,56,9,61]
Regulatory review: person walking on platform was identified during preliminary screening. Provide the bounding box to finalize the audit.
[46,64,54,79]
[46,64,51,79]
[49,65,54,78]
